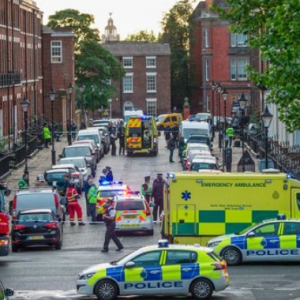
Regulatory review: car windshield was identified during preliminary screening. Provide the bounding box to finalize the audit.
[191,163,217,171]
[188,145,209,152]
[46,172,68,181]
[183,129,208,139]
[156,116,165,122]
[116,201,145,210]
[18,213,53,222]
[77,135,99,144]
[64,147,90,157]
[100,190,126,197]
[16,194,56,212]
[60,159,85,168]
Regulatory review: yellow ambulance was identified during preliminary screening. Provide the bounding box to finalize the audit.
[162,170,300,245]
[125,116,158,156]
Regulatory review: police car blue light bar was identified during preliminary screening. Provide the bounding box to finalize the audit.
[277,214,286,220]
[158,239,169,248]
[99,181,123,186]
[167,173,175,179]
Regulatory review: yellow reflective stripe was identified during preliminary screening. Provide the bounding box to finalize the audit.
[160,251,166,265]
[247,237,265,250]
[88,268,107,286]
[280,235,297,248]
[278,223,284,235]
[161,265,181,280]
[124,267,144,282]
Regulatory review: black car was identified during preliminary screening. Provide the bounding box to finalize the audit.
[0,280,14,300]
[11,209,63,252]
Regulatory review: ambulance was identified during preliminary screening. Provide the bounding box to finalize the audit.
[125,116,158,156]
[162,170,300,245]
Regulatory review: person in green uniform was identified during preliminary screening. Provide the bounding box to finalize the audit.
[18,173,29,189]
[141,176,152,203]
[43,123,51,148]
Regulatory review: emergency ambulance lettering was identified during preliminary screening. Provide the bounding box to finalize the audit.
[247,249,299,256]
[124,281,183,289]
[235,183,266,187]
[201,183,233,187]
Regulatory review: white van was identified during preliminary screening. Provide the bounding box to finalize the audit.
[76,129,104,158]
[124,110,144,124]
[180,121,211,143]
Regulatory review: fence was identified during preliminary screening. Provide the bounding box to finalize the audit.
[0,154,10,178]
[9,144,26,169]
[27,135,39,156]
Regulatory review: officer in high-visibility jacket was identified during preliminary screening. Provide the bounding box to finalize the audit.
[225,124,235,148]
[65,180,85,226]
[141,176,152,203]
[87,179,97,223]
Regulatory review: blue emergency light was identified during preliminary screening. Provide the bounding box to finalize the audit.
[158,240,169,248]
[141,116,151,120]
[277,214,286,220]
[99,181,123,186]
[167,173,175,179]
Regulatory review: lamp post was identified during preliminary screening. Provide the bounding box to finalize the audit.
[68,83,73,122]
[222,88,228,131]
[91,85,95,119]
[80,85,85,119]
[21,97,29,175]
[239,93,248,172]
[261,105,273,169]
[108,99,112,119]
[49,89,57,165]
[216,83,222,130]
[210,81,216,137]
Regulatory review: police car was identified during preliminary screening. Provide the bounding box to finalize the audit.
[114,193,154,235]
[77,240,229,300]
[96,181,130,215]
[207,214,300,266]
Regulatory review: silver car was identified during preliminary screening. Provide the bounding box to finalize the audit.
[59,157,91,182]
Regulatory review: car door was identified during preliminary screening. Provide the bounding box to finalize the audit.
[280,222,300,261]
[245,222,281,261]
[122,250,162,295]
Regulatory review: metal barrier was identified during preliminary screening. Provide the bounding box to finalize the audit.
[0,154,10,178]
[10,144,26,169]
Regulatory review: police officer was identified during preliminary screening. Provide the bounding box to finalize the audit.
[87,178,98,224]
[141,176,152,203]
[101,199,123,252]
[106,166,114,182]
[225,124,235,147]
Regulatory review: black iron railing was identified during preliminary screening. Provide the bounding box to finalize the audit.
[0,154,10,178]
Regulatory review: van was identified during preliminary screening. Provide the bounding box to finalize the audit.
[180,120,211,143]
[156,113,183,130]
[76,129,104,158]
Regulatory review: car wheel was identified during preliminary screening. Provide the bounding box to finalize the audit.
[221,246,242,266]
[12,245,19,252]
[55,240,62,250]
[95,279,118,300]
[146,229,154,236]
[190,278,213,300]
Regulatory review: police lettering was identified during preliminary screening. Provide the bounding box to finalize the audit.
[246,249,298,256]
[124,281,183,289]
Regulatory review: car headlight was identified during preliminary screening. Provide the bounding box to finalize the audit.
[207,241,221,248]
[78,272,96,280]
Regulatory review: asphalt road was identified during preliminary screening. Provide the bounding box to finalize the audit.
[1,138,300,300]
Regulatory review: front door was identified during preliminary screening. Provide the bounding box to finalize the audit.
[291,190,300,218]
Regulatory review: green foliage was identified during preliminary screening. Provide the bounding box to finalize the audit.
[212,0,300,131]
[125,30,158,42]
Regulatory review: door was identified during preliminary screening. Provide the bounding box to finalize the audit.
[280,222,300,261]
[122,251,162,295]
[175,204,197,236]
[127,118,142,149]
[291,190,300,218]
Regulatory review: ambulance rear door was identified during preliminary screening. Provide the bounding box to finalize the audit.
[127,118,142,149]
[291,189,300,218]
[175,204,197,236]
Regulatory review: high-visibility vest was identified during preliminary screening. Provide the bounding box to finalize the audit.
[66,187,78,203]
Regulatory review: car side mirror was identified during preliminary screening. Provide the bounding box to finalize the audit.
[125,261,135,268]
[247,231,255,238]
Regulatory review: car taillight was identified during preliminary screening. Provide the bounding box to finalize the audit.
[72,173,80,178]
[13,224,26,230]
[45,223,58,229]
[212,262,227,271]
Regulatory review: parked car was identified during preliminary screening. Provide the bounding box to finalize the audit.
[190,157,219,171]
[92,119,111,129]
[59,144,97,177]
[187,133,212,149]
[183,150,213,170]
[11,209,63,252]
[59,157,92,182]
[0,280,14,300]
[73,140,101,162]
[88,126,110,154]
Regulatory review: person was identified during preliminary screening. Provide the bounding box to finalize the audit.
[99,168,108,185]
[87,178,98,224]
[18,173,29,189]
[65,180,85,226]
[106,166,113,182]
[71,120,77,142]
[35,174,48,187]
[66,120,72,146]
[178,136,185,165]
[172,125,179,148]
[141,176,152,203]
[83,175,93,216]
[110,127,117,156]
[80,119,86,130]
[118,125,125,155]
[55,123,62,142]
[151,173,168,222]
[164,125,171,147]
[168,134,176,163]
[43,123,51,148]
[225,124,235,148]
[101,199,124,252]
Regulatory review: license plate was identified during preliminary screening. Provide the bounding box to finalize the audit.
[28,235,44,240]
[124,215,136,219]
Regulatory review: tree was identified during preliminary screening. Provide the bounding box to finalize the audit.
[212,0,300,131]
[161,0,195,110]
[125,30,159,42]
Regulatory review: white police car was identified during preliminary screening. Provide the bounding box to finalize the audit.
[77,240,229,300]
[207,214,300,265]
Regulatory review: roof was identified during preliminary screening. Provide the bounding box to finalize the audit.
[19,209,53,214]
[45,168,70,173]
[52,164,76,169]
[98,184,128,191]
[102,42,171,56]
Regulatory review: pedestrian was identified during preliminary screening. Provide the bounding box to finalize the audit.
[106,166,114,182]
[164,125,171,147]
[178,136,185,164]
[65,180,85,226]
[18,173,29,189]
[43,123,51,148]
[151,173,168,222]
[55,123,62,142]
[83,175,93,216]
[118,125,125,155]
[71,120,77,142]
[62,174,70,215]
[35,174,48,187]
[172,124,179,148]
[101,199,124,252]
[80,119,86,130]
[110,127,117,156]
[66,120,72,146]
[87,178,98,224]
[141,176,152,203]
[225,124,235,147]
[99,169,108,185]
[168,133,176,163]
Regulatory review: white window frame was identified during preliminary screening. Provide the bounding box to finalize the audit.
[204,27,209,48]
[51,40,62,63]
[123,73,133,93]
[231,33,248,47]
[205,60,210,81]
[146,56,156,68]
[146,72,157,93]
[146,98,157,116]
[123,57,133,68]
[230,58,249,81]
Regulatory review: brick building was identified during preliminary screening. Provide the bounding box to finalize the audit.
[190,0,260,119]
[101,16,171,117]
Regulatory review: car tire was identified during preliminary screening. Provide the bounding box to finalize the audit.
[146,229,154,236]
[95,279,118,300]
[221,246,242,266]
[12,245,19,252]
[55,240,62,250]
[190,278,213,300]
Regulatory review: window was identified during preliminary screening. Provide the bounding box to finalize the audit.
[146,73,157,92]
[230,59,249,81]
[283,222,300,235]
[123,74,133,93]
[132,251,161,267]
[51,41,62,63]
[231,33,248,47]
[123,57,133,68]
[146,56,156,68]
[204,27,210,48]
[205,60,210,81]
[297,194,300,210]
[252,223,279,237]
[165,250,197,265]
[206,95,210,112]
[146,99,157,116]
[171,116,177,122]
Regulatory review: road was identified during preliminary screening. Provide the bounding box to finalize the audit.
[1,138,300,300]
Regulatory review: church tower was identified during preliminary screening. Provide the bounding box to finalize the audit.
[102,13,120,42]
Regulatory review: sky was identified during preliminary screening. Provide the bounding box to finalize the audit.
[35,0,198,39]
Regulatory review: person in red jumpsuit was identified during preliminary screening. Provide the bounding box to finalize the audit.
[65,180,85,226]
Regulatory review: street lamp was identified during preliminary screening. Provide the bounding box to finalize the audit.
[210,81,216,137]
[80,85,85,119]
[216,83,222,129]
[20,97,29,175]
[222,88,228,131]
[68,83,73,121]
[239,93,248,172]
[108,99,112,119]
[91,85,95,119]
[261,105,273,169]
[49,88,57,165]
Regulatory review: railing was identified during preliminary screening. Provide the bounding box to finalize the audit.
[0,154,10,178]
[27,135,39,156]
[10,144,26,169]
